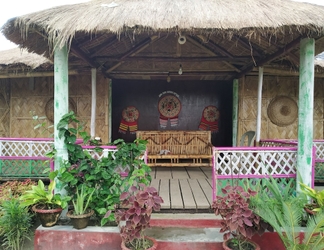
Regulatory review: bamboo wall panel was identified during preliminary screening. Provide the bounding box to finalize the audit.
[0,79,10,137]
[8,74,109,141]
[238,76,324,142]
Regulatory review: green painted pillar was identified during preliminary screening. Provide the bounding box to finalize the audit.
[297,38,314,191]
[232,79,239,146]
[54,45,69,193]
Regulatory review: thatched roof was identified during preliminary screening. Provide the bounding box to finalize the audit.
[0,48,51,69]
[2,0,324,81]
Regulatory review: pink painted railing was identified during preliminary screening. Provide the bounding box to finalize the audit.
[212,146,300,200]
[0,138,135,178]
[261,139,324,183]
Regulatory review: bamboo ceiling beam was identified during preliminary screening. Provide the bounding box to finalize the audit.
[232,35,263,57]
[108,70,233,76]
[90,37,119,57]
[235,36,303,79]
[70,43,112,78]
[205,40,234,58]
[70,43,98,68]
[76,34,106,48]
[0,70,79,78]
[259,35,300,66]
[187,36,240,72]
[93,56,258,62]
[105,35,162,73]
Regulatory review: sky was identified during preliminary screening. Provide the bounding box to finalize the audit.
[0,0,324,51]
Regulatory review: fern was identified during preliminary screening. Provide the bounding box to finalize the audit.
[250,176,324,250]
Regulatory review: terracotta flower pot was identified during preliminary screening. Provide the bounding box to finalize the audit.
[32,204,63,227]
[66,209,94,229]
[121,236,158,250]
[222,238,260,250]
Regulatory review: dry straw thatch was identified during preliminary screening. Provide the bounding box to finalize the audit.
[0,48,51,69]
[2,0,324,50]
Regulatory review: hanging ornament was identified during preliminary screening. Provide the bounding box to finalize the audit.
[118,106,140,134]
[158,94,181,128]
[198,105,220,133]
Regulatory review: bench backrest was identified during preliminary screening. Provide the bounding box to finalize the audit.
[136,131,212,155]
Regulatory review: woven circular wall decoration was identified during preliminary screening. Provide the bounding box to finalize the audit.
[121,106,140,122]
[267,95,298,127]
[45,98,77,123]
[158,94,181,118]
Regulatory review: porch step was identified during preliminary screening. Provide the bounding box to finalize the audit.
[34,213,285,250]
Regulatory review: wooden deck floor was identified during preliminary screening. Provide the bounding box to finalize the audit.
[150,167,213,212]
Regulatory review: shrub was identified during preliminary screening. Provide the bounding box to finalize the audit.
[0,198,33,250]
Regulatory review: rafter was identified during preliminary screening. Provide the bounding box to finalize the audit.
[92,56,258,62]
[105,35,163,73]
[232,35,263,57]
[90,37,119,57]
[235,36,303,79]
[187,36,240,72]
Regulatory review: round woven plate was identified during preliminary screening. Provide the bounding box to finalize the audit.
[45,98,77,123]
[267,95,298,127]
[202,105,220,122]
[121,106,139,122]
[158,94,181,118]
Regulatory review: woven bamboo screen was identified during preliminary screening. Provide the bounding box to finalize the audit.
[9,74,109,142]
[237,76,324,144]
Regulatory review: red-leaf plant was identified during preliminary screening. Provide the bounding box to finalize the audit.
[115,183,164,250]
[212,185,267,249]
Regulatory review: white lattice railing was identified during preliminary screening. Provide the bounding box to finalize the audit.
[212,146,298,199]
[0,138,145,176]
[313,140,324,161]
[0,138,54,157]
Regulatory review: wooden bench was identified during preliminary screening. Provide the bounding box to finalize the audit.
[136,131,212,167]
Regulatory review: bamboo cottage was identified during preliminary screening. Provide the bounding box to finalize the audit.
[1,0,324,190]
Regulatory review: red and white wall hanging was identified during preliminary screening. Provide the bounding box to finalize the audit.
[158,93,181,128]
[198,105,220,133]
[118,106,140,134]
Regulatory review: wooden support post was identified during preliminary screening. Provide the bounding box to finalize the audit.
[297,38,315,191]
[256,67,263,146]
[54,45,69,193]
[232,79,239,146]
[90,68,97,138]
[108,79,112,143]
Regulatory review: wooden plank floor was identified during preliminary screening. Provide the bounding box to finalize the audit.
[150,167,213,212]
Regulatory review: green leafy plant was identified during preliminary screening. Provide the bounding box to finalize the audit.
[19,180,70,210]
[251,177,324,250]
[0,198,33,250]
[114,184,163,250]
[212,185,269,250]
[49,111,151,226]
[300,182,324,212]
[71,184,95,215]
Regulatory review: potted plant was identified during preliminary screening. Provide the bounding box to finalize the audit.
[66,184,95,229]
[49,111,152,227]
[299,182,324,214]
[251,176,324,250]
[114,184,163,250]
[19,180,70,227]
[212,185,267,250]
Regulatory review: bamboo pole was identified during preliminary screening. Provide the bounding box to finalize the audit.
[90,68,97,139]
[256,67,263,145]
[232,79,239,146]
